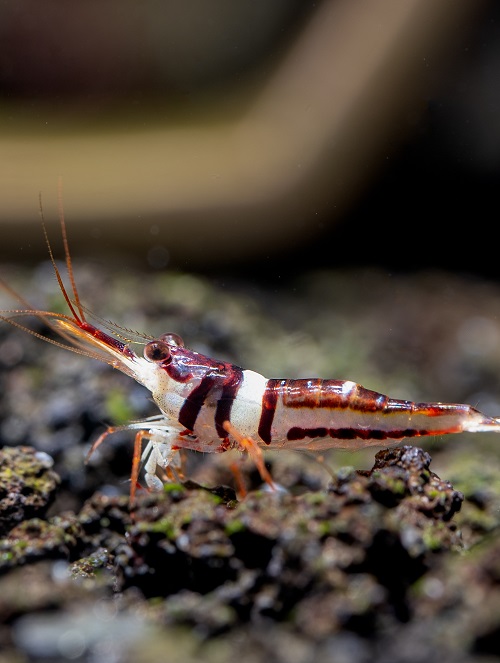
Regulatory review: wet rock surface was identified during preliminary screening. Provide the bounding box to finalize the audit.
[1,266,500,661]
[0,445,60,536]
[0,441,497,663]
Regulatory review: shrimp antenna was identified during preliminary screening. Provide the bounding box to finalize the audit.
[75,302,154,344]
[38,185,85,325]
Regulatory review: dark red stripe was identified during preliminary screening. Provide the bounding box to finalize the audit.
[287,427,328,441]
[215,367,244,438]
[277,380,474,422]
[178,373,219,431]
[286,427,424,441]
[258,379,282,445]
[165,346,245,436]
[279,379,392,412]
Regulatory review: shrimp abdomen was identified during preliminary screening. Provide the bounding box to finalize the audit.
[257,378,500,450]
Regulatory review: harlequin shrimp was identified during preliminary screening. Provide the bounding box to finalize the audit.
[2,206,500,503]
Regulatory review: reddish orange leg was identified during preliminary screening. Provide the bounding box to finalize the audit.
[85,426,118,464]
[229,460,249,498]
[130,430,148,506]
[163,456,186,483]
[222,421,276,491]
[87,426,149,508]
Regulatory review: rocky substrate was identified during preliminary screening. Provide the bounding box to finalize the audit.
[2,266,500,662]
[0,443,499,663]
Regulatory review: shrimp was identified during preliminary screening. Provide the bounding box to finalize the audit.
[2,206,500,502]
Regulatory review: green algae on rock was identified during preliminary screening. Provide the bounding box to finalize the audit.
[111,446,464,637]
[0,446,60,536]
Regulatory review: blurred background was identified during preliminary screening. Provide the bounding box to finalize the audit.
[0,0,499,277]
[4,4,500,658]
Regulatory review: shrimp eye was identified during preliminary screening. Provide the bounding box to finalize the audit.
[144,340,171,363]
[159,332,184,347]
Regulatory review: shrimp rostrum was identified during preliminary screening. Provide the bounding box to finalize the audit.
[2,215,500,502]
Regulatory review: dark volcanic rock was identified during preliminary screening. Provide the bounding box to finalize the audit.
[112,446,464,638]
[0,445,60,536]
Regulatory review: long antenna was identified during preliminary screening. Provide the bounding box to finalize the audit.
[39,190,83,325]
[57,177,86,321]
